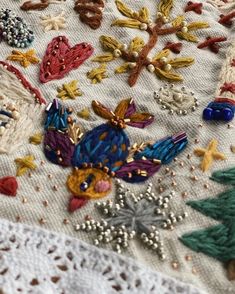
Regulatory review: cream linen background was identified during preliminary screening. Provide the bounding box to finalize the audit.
[0,0,234,293]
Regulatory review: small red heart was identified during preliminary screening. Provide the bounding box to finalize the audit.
[0,176,18,196]
[40,36,94,83]
[69,196,88,213]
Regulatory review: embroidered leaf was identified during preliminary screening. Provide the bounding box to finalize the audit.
[129,37,145,52]
[158,0,174,17]
[128,112,154,128]
[92,52,115,62]
[99,35,123,51]
[91,100,113,120]
[115,0,135,18]
[138,7,150,23]
[111,19,141,29]
[115,98,133,118]
[172,15,184,27]
[169,57,194,68]
[115,62,130,73]
[176,32,198,43]
[155,68,183,81]
[152,49,170,61]
[188,22,210,31]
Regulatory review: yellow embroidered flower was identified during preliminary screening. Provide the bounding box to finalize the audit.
[87,64,108,84]
[7,49,40,68]
[57,80,82,100]
[15,155,37,177]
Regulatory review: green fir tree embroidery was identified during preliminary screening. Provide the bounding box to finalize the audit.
[180,167,235,281]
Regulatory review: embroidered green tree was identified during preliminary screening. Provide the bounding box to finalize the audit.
[93,0,209,86]
[180,167,235,281]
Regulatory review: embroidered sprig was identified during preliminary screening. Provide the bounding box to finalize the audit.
[15,155,37,176]
[75,181,188,258]
[57,80,82,100]
[6,49,40,68]
[29,133,43,145]
[87,63,108,84]
[40,11,66,32]
[92,0,209,86]
[194,139,226,172]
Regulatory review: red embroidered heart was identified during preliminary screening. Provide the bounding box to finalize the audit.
[69,196,88,212]
[0,176,18,196]
[40,36,94,83]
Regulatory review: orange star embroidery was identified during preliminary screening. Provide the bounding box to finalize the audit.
[194,139,226,172]
[7,49,40,68]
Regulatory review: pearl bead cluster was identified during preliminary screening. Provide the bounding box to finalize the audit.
[75,180,188,258]
[0,9,34,48]
[0,103,20,136]
[154,84,199,115]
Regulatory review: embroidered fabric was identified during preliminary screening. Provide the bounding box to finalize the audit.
[0,218,206,294]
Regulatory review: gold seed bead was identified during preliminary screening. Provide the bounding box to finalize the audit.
[40,160,45,165]
[192,267,198,275]
[187,154,192,159]
[43,200,49,207]
[16,215,21,222]
[181,191,188,198]
[158,186,164,193]
[190,165,195,171]
[35,186,40,192]
[53,185,58,191]
[63,219,70,225]
[170,171,176,177]
[185,255,192,261]
[22,197,28,204]
[158,178,163,183]
[191,175,198,181]
[174,157,178,162]
[194,138,199,144]
[48,174,53,179]
[165,167,170,173]
[198,124,203,128]
[179,161,184,167]
[227,124,232,129]
[39,218,46,225]
[171,181,177,187]
[171,261,179,270]
[204,183,209,189]
[28,172,32,178]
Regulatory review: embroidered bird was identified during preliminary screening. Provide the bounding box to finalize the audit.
[40,11,66,32]
[194,139,226,172]
[43,99,188,212]
[6,49,40,68]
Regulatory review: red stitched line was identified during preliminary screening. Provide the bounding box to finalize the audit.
[219,11,235,26]
[184,1,203,14]
[215,98,235,105]
[0,61,45,104]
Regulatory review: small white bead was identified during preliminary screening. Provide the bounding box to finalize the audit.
[181,26,188,33]
[129,62,136,69]
[147,64,155,73]
[162,16,169,23]
[164,64,172,71]
[113,49,121,57]
[140,23,148,30]
[122,44,128,51]
[132,51,139,58]
[12,110,20,120]
[0,126,5,135]
[160,57,167,64]
[182,21,188,26]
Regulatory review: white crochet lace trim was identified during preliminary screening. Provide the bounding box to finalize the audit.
[0,219,207,294]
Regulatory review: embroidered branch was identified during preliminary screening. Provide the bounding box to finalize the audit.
[92,0,209,86]
[15,155,37,176]
[57,80,82,100]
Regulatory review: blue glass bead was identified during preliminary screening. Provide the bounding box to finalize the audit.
[80,182,88,191]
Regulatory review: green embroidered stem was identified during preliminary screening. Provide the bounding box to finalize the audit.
[210,167,235,186]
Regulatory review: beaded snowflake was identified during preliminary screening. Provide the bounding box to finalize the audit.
[75,180,188,259]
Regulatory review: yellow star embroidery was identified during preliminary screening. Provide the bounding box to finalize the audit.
[87,63,108,84]
[57,80,82,100]
[194,139,226,172]
[77,108,90,120]
[15,155,37,177]
[7,49,40,68]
